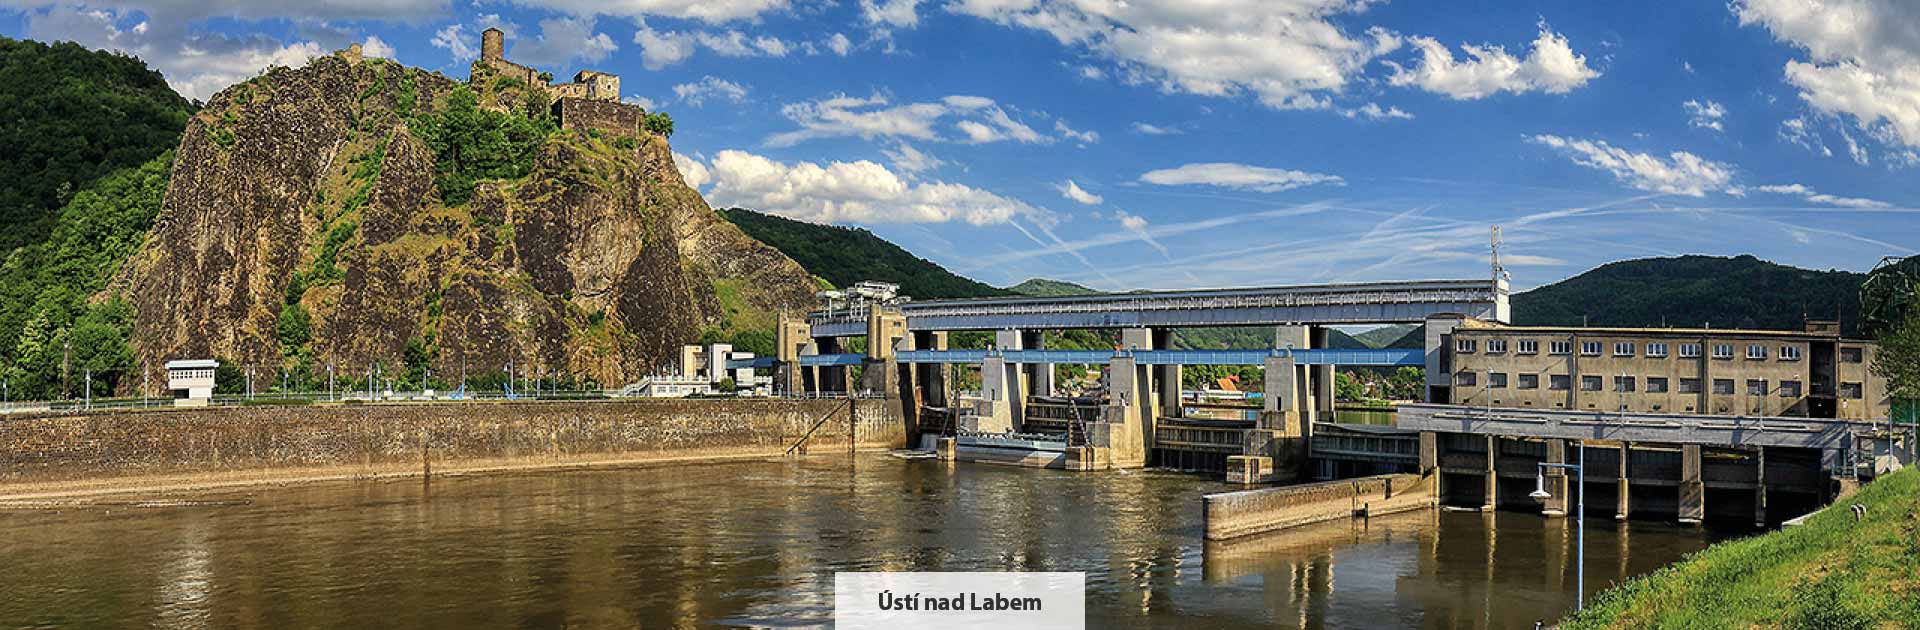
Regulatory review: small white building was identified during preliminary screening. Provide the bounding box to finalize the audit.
[627,343,773,397]
[166,359,218,407]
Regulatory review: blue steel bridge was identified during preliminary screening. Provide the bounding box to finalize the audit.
[740,348,1424,369]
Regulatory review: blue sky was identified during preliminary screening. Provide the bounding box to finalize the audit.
[6,0,1918,292]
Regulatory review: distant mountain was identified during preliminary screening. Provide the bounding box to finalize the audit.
[718,207,1008,299]
[1353,324,1419,348]
[1512,255,1869,335]
[1007,278,1098,297]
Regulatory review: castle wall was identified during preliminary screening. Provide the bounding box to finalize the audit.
[556,98,643,136]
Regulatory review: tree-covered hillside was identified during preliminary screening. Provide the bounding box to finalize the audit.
[1512,255,1869,335]
[1006,278,1099,297]
[718,207,1008,299]
[0,36,194,255]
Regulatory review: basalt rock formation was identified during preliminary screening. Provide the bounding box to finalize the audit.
[121,49,815,389]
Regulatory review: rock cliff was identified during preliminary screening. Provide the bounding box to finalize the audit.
[122,50,815,388]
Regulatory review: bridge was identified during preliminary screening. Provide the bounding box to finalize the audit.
[759,348,1424,368]
[805,279,1508,337]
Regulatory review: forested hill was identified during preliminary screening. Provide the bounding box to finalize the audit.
[718,207,1008,299]
[1007,278,1099,296]
[0,36,195,255]
[1512,255,1870,335]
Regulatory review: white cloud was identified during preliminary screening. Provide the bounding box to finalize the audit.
[1138,162,1344,193]
[1753,183,1890,208]
[1385,23,1600,99]
[882,142,946,173]
[501,16,618,67]
[1342,102,1414,120]
[673,75,748,105]
[360,36,395,60]
[17,3,340,100]
[1131,122,1182,135]
[1528,134,1735,197]
[623,94,658,110]
[432,24,479,61]
[672,151,711,189]
[949,0,1402,110]
[1054,119,1099,144]
[693,149,1051,226]
[1780,116,1834,157]
[767,93,1054,147]
[1056,180,1103,205]
[861,0,921,27]
[1112,210,1171,257]
[826,32,853,56]
[1734,0,1920,147]
[1684,99,1726,131]
[508,0,787,23]
[632,22,792,69]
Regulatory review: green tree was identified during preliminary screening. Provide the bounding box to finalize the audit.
[412,85,554,205]
[1335,371,1366,402]
[644,111,674,137]
[1873,307,1920,402]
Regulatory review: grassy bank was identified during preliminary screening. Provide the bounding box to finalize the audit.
[1564,466,1920,628]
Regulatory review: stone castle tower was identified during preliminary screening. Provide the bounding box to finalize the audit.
[470,28,643,136]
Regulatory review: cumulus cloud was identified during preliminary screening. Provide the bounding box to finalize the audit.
[501,16,618,67]
[1138,163,1344,193]
[1055,180,1103,205]
[1131,122,1182,135]
[1734,0,1920,147]
[1684,99,1726,131]
[1385,23,1600,99]
[948,0,1403,110]
[825,32,853,56]
[1342,103,1414,120]
[1753,183,1890,208]
[766,93,1056,147]
[673,75,748,105]
[632,21,792,69]
[689,149,1051,225]
[672,151,711,189]
[18,2,336,100]
[1528,134,1734,197]
[360,36,395,59]
[861,0,921,27]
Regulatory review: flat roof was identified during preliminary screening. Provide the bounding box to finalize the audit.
[165,359,218,369]
[1455,325,1868,341]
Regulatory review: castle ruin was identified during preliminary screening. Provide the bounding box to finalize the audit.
[475,28,644,137]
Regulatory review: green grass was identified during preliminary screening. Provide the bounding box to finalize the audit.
[1564,466,1920,629]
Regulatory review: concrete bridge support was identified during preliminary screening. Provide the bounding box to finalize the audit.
[963,355,1018,434]
[1680,444,1705,525]
[1273,326,1317,423]
[1481,435,1498,511]
[1310,326,1335,422]
[1226,355,1308,483]
[910,331,949,408]
[1084,355,1149,469]
[1542,439,1569,517]
[992,330,1030,429]
[1020,330,1054,398]
[1616,441,1632,521]
[1154,328,1182,420]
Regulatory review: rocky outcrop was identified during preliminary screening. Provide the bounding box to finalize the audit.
[123,51,815,389]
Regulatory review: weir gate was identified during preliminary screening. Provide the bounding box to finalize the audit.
[757,276,1911,526]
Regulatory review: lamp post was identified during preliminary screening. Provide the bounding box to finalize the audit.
[1531,440,1587,611]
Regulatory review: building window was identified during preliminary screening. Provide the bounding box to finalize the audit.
[1517,340,1539,355]
[1747,379,1768,396]
[1840,347,1864,363]
[1679,378,1702,394]
[1614,342,1635,357]
[1840,382,1864,399]
[1648,377,1670,393]
[1713,344,1735,359]
[1614,376,1636,392]
[1486,339,1507,354]
[1580,341,1603,356]
[1780,380,1802,398]
[1778,346,1802,361]
[1679,343,1702,358]
[1581,375,1603,391]
[1455,371,1477,386]
[1456,339,1477,353]
[1550,374,1571,390]
[1489,372,1508,388]
[1647,343,1669,358]
[1746,344,1767,360]
[1550,341,1572,356]
[1518,374,1540,389]
[1713,379,1735,395]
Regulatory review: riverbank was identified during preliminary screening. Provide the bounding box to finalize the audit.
[1563,466,1920,628]
[0,398,904,502]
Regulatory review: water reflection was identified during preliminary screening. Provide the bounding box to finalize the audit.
[0,456,1731,629]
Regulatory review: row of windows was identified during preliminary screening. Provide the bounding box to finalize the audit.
[1455,371,1868,399]
[1457,338,1808,361]
[169,369,215,380]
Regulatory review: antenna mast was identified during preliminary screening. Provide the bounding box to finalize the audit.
[1490,225,1505,283]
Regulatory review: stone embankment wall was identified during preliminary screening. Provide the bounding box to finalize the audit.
[1203,473,1435,540]
[0,399,902,498]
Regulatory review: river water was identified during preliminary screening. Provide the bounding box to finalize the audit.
[0,456,1737,629]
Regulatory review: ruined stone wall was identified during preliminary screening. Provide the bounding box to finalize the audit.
[0,399,904,492]
[556,98,641,136]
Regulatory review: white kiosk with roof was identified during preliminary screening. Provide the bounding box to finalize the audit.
[166,359,218,407]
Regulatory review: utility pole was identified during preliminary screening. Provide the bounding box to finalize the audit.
[246,364,253,400]
[84,369,91,409]
[328,364,335,402]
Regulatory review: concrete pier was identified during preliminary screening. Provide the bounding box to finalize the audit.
[1679,444,1704,525]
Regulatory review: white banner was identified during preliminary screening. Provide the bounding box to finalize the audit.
[834,571,1086,630]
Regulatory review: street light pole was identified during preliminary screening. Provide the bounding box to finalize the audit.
[1532,440,1587,610]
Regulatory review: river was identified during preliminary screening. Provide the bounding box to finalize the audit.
[0,455,1739,628]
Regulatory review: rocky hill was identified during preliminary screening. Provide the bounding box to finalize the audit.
[118,48,814,391]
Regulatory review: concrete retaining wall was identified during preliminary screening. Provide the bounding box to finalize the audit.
[1203,473,1435,540]
[0,399,903,499]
